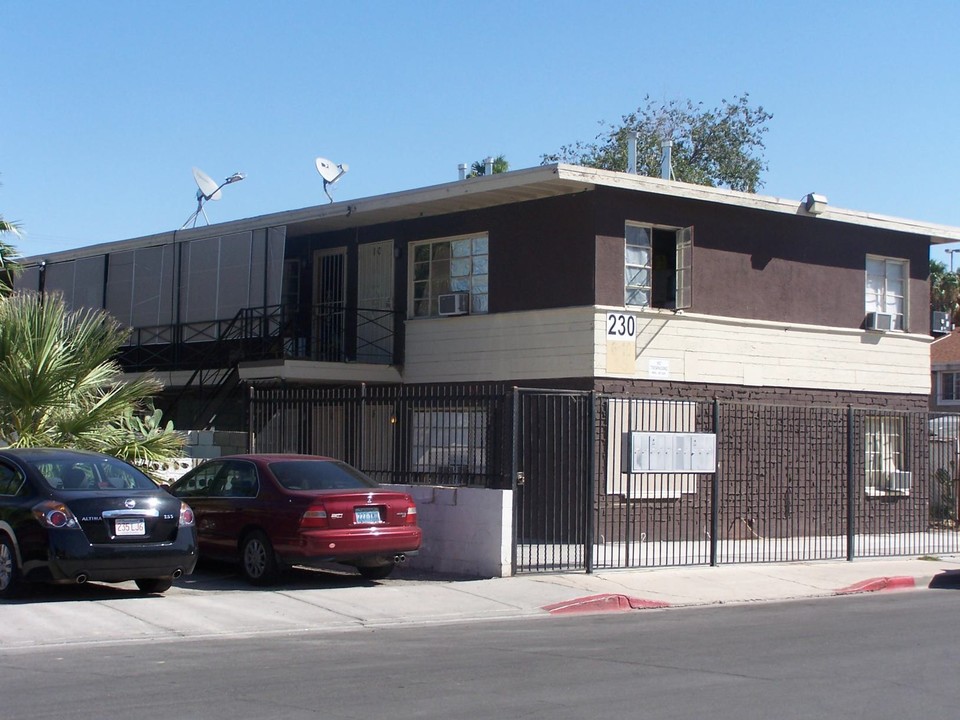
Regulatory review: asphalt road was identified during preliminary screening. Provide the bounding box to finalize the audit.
[1,591,958,720]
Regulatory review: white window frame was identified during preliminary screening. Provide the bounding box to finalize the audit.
[624,222,692,310]
[605,398,701,499]
[864,415,911,496]
[411,409,488,481]
[408,233,489,318]
[865,256,907,331]
[938,371,960,405]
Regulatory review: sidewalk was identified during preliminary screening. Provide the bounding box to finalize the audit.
[3,554,960,650]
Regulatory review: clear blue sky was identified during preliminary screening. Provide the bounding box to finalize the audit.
[2,1,958,265]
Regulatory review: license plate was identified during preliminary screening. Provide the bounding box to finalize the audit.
[354,508,381,524]
[115,519,145,536]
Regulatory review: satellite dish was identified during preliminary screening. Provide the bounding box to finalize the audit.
[192,167,223,201]
[315,157,349,203]
[180,167,246,229]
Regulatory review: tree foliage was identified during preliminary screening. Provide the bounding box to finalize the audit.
[0,292,184,470]
[931,259,960,325]
[0,215,21,297]
[468,154,509,177]
[541,94,773,192]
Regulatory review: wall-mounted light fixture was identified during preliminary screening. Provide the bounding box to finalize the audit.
[803,192,828,215]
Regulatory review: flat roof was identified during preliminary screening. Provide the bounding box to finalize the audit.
[21,164,960,264]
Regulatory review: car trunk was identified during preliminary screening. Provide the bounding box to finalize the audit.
[64,491,183,544]
[317,491,413,529]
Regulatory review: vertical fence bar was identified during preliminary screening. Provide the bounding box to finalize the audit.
[586,391,596,574]
[511,387,520,576]
[711,398,719,566]
[847,405,855,561]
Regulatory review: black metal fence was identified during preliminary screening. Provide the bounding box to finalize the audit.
[248,384,960,574]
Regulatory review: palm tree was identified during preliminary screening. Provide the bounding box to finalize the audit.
[931,259,960,325]
[0,292,184,469]
[468,155,509,177]
[0,215,21,296]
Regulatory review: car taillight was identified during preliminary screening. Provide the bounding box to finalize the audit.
[404,504,418,526]
[300,504,328,529]
[32,501,80,529]
[179,502,195,527]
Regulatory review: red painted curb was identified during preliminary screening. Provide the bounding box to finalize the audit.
[835,576,918,595]
[543,593,672,615]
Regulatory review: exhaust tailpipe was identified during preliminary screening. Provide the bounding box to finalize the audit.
[394,553,406,564]
[172,568,183,579]
[75,573,88,584]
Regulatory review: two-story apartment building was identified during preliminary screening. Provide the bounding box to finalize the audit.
[17,164,960,572]
[19,164,958,407]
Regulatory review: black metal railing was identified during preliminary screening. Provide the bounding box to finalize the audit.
[118,303,403,373]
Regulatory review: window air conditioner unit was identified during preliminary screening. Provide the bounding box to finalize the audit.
[865,311,894,332]
[932,310,952,334]
[438,293,469,316]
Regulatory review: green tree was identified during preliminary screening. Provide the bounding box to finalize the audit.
[0,215,21,296]
[931,258,960,325]
[468,154,509,177]
[0,292,184,470]
[541,94,773,192]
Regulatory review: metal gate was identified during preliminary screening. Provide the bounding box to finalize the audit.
[513,389,595,573]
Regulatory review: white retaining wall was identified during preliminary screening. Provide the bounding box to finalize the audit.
[387,485,513,578]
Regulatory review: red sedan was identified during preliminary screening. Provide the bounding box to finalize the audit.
[169,454,421,585]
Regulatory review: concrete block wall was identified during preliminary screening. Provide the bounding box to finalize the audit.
[181,430,248,460]
[388,485,513,578]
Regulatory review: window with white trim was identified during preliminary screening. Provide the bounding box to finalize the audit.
[865,256,907,331]
[864,415,911,496]
[605,398,702,499]
[411,409,487,484]
[410,234,488,318]
[939,372,960,404]
[624,223,692,309]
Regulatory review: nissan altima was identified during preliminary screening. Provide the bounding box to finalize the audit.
[170,454,422,585]
[0,448,197,598]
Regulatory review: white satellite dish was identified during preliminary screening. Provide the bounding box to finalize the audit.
[192,167,223,201]
[315,157,349,203]
[180,167,246,229]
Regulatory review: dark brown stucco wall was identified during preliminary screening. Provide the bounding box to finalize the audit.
[591,188,931,332]
[290,185,931,333]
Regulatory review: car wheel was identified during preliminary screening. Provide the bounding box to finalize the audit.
[241,531,279,586]
[135,577,173,594]
[0,535,24,599]
[357,562,396,580]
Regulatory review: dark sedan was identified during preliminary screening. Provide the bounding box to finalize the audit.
[0,448,198,598]
[170,454,422,585]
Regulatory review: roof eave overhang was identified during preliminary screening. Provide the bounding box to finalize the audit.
[21,164,960,264]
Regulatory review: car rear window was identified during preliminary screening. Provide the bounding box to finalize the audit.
[33,457,158,491]
[269,460,379,491]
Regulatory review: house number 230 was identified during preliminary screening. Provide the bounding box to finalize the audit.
[606,313,636,338]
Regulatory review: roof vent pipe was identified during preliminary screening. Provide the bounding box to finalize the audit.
[484,156,494,176]
[660,140,673,180]
[458,163,467,181]
[627,131,638,174]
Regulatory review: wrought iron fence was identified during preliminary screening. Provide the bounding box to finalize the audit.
[248,384,960,574]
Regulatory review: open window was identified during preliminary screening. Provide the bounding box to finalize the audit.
[624,223,692,310]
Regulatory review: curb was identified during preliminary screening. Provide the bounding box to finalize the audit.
[834,575,924,595]
[542,593,672,615]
